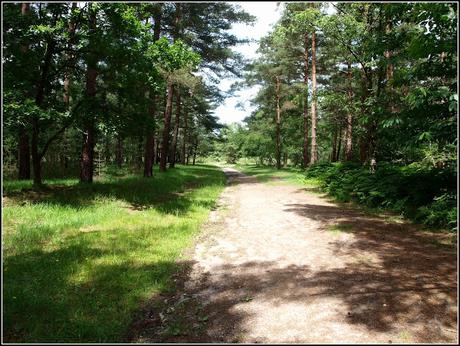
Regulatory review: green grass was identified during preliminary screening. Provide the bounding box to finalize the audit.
[327,224,355,236]
[235,164,321,190]
[3,164,226,343]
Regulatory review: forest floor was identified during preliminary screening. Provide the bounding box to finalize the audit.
[129,166,457,343]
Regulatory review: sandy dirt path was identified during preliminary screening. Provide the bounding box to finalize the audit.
[130,167,457,343]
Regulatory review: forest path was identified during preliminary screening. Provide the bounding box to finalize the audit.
[131,167,457,343]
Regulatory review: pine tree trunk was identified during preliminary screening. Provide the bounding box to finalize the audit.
[302,32,310,168]
[144,120,155,176]
[310,31,318,165]
[275,75,282,170]
[80,5,97,183]
[192,140,198,165]
[181,109,188,164]
[159,80,174,172]
[143,5,162,177]
[336,127,343,162]
[170,90,181,168]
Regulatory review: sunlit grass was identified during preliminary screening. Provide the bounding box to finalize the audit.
[235,164,323,194]
[327,224,354,236]
[3,164,225,342]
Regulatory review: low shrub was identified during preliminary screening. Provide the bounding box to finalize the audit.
[305,162,457,230]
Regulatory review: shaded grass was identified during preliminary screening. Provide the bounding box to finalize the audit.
[3,164,226,343]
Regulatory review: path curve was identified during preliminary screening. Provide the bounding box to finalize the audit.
[132,167,457,343]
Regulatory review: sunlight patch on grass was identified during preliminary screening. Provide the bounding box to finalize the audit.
[3,164,225,343]
[327,224,355,236]
[235,164,309,187]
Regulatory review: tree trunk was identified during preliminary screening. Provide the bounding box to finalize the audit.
[310,31,318,165]
[144,120,155,176]
[18,3,31,180]
[154,138,160,164]
[275,75,282,170]
[143,4,162,177]
[302,32,310,168]
[18,130,31,179]
[31,33,56,185]
[192,140,198,165]
[170,89,181,168]
[336,127,343,162]
[344,60,353,161]
[159,80,174,172]
[181,108,188,164]
[31,118,41,185]
[80,5,97,183]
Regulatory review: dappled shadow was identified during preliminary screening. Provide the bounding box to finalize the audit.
[128,254,456,343]
[3,235,181,342]
[3,165,224,215]
[222,169,260,186]
[128,202,457,343]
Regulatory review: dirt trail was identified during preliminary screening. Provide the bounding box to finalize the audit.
[130,167,457,343]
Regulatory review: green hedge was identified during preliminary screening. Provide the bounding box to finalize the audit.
[304,162,457,231]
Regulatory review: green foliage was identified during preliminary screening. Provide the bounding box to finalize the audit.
[305,162,457,230]
[148,37,201,74]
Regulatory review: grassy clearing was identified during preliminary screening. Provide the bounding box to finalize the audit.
[3,164,226,343]
[235,164,321,190]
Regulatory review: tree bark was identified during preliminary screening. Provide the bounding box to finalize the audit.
[80,5,97,183]
[192,140,198,165]
[302,32,310,168]
[275,75,282,170]
[143,4,162,177]
[159,80,174,172]
[181,107,188,164]
[344,60,354,161]
[310,31,318,165]
[169,89,181,168]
